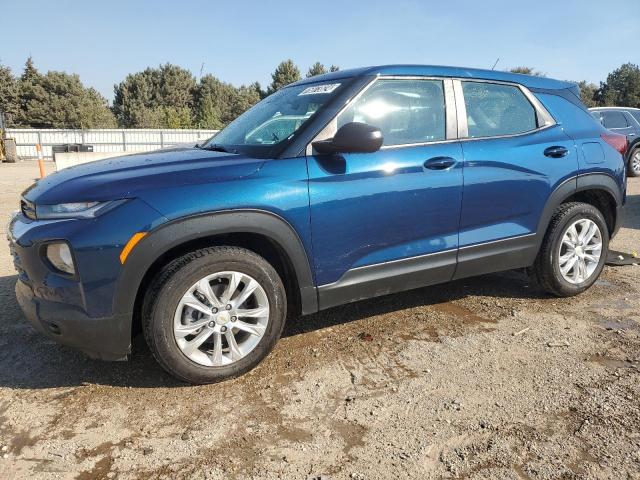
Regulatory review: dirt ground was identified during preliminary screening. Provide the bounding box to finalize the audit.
[0,160,638,480]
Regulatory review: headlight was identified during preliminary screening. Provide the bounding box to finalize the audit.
[35,200,123,219]
[45,242,75,275]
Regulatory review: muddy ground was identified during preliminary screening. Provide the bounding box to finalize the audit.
[0,161,638,480]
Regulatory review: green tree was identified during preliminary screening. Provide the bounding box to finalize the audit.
[0,63,19,126]
[113,63,196,127]
[329,65,340,73]
[306,62,327,78]
[21,56,39,83]
[249,81,266,100]
[16,58,115,128]
[576,81,599,108]
[233,84,261,118]
[509,66,546,77]
[195,75,260,129]
[597,63,640,108]
[267,60,301,95]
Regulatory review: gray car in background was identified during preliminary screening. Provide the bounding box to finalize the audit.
[590,107,640,177]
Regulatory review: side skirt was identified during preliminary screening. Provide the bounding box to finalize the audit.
[453,234,538,280]
[316,234,540,311]
[317,250,457,310]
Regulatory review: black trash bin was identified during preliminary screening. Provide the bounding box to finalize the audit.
[52,144,94,162]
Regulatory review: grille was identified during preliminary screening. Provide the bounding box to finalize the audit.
[21,199,36,220]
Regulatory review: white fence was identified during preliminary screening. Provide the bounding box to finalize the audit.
[6,128,219,159]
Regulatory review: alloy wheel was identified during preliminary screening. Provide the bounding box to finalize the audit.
[557,219,603,284]
[173,271,270,367]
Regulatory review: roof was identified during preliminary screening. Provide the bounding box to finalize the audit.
[293,64,575,91]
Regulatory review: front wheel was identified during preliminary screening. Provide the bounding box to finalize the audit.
[143,246,287,384]
[532,202,609,297]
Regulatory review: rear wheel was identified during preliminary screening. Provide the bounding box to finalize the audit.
[143,246,286,384]
[532,202,608,297]
[629,146,640,177]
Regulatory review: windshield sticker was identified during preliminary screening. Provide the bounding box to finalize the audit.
[299,83,341,96]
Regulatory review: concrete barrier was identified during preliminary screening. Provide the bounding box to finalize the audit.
[54,151,132,171]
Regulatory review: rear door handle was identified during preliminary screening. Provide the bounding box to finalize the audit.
[424,156,456,170]
[544,146,569,158]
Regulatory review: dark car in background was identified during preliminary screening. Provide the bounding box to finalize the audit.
[590,107,640,176]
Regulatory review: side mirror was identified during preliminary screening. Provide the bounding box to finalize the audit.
[312,122,383,155]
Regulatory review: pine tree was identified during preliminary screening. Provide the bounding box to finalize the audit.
[21,56,39,82]
[306,62,327,78]
[597,63,640,108]
[267,60,301,95]
[112,64,196,127]
[0,64,19,126]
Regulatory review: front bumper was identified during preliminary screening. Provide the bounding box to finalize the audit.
[7,209,141,362]
[15,279,131,360]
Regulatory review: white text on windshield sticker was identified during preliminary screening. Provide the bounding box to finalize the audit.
[299,83,341,96]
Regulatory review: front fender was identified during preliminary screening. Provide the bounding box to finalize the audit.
[112,209,318,321]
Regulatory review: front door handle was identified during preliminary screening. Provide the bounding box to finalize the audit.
[544,146,569,158]
[424,156,456,170]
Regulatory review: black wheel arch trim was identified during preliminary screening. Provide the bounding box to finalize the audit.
[574,173,623,206]
[112,209,318,321]
[536,173,623,245]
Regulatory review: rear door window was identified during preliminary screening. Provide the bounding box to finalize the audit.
[601,111,629,129]
[337,79,446,146]
[461,82,537,138]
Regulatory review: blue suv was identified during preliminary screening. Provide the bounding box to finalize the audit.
[8,65,627,384]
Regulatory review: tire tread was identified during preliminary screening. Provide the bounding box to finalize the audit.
[533,202,608,297]
[142,246,285,384]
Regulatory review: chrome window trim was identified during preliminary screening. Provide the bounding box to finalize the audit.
[306,75,558,154]
[454,78,557,141]
[456,124,557,142]
[452,80,468,138]
[307,76,454,154]
[379,138,460,150]
[443,78,457,139]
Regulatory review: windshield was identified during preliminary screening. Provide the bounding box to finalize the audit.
[203,82,344,156]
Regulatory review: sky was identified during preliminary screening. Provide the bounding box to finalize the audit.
[2,0,638,102]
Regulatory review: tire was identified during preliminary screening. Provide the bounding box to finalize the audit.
[143,246,287,384]
[532,202,609,297]
[628,146,640,177]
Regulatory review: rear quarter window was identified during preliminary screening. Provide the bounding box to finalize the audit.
[462,82,537,138]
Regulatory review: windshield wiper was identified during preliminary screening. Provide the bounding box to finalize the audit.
[196,143,235,153]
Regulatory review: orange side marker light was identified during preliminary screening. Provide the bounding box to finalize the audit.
[119,232,147,264]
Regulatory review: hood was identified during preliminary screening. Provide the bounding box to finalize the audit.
[23,147,265,205]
